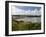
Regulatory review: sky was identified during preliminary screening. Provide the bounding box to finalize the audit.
[12,6,41,15]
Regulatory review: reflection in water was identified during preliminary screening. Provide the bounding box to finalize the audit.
[16,17,41,23]
[13,16,41,23]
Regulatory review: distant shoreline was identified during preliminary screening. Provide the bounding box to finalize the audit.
[12,15,41,17]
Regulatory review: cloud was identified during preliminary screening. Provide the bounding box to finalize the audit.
[12,6,41,15]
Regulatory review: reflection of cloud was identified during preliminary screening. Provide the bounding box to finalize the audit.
[12,6,41,15]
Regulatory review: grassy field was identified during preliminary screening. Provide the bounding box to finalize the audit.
[12,18,41,31]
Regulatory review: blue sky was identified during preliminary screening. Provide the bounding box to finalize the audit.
[15,6,41,11]
[12,6,41,15]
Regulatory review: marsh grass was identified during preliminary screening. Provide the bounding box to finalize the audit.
[12,18,41,31]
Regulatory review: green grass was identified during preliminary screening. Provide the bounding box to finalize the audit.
[12,18,41,31]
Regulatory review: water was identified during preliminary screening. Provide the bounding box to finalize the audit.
[15,17,41,23]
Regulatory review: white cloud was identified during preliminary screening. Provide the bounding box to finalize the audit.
[12,7,25,15]
[12,6,41,15]
[31,9,41,15]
